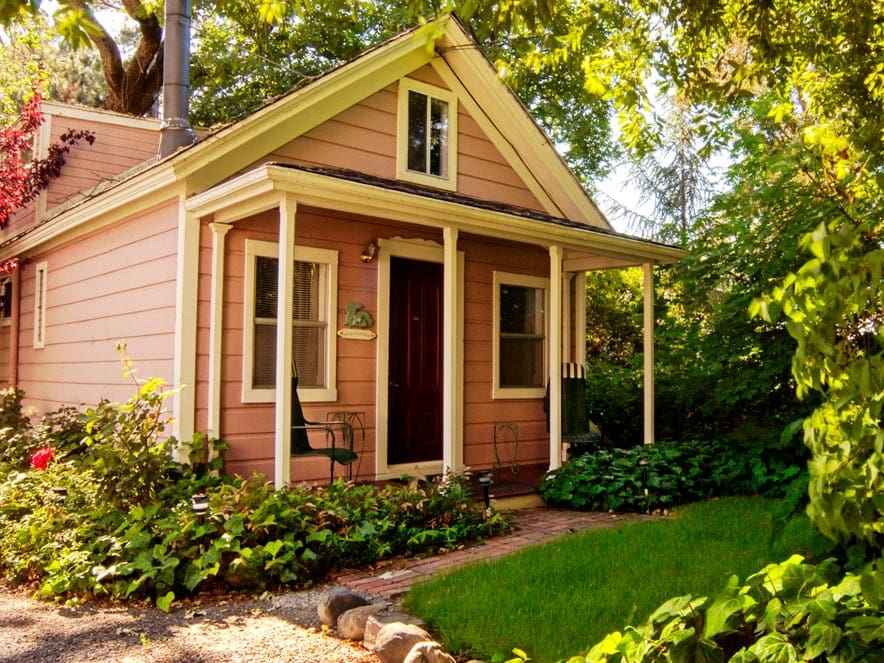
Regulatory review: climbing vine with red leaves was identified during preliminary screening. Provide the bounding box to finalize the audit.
[0,90,95,229]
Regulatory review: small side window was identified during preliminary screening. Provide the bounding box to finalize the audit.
[398,79,457,190]
[0,278,12,324]
[33,262,48,349]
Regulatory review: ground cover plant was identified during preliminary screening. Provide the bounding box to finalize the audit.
[0,364,506,610]
[539,438,805,514]
[403,497,832,662]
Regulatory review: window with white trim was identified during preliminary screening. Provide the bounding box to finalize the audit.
[0,277,12,325]
[493,271,548,399]
[397,79,457,190]
[33,262,47,349]
[243,240,338,403]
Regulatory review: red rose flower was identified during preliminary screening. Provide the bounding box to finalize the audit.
[30,446,54,471]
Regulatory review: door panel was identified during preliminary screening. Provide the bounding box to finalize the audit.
[387,257,443,465]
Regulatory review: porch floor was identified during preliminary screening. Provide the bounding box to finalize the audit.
[466,463,546,502]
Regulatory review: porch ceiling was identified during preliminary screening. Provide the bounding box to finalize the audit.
[185,163,685,268]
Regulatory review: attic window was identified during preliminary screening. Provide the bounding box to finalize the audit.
[397,79,457,191]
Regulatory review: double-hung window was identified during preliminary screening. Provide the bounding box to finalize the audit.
[493,271,548,399]
[244,240,338,403]
[397,79,457,190]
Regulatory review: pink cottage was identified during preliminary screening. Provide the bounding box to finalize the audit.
[0,17,681,487]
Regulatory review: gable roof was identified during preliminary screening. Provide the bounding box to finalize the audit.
[168,15,609,227]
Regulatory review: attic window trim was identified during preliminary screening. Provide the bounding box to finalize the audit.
[396,78,458,192]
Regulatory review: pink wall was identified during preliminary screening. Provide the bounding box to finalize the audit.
[16,199,179,415]
[43,113,159,212]
[267,68,545,214]
[3,109,159,240]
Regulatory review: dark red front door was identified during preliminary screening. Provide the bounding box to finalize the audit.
[388,257,443,465]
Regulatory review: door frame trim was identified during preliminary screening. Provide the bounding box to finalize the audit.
[375,236,462,479]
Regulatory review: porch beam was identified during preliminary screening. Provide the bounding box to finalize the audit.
[207,222,231,440]
[643,262,655,446]
[442,226,459,473]
[274,194,297,489]
[549,245,564,471]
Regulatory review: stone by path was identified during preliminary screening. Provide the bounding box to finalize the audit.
[334,508,642,598]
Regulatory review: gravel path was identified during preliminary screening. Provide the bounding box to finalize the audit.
[0,582,384,662]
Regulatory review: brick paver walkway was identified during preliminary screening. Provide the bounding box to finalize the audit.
[334,508,638,598]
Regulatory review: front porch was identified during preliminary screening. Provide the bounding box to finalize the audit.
[183,163,682,488]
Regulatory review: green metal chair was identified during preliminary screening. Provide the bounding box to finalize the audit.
[290,374,357,483]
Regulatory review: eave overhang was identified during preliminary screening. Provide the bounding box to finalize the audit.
[187,163,684,267]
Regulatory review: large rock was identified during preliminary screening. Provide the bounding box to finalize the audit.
[317,587,370,627]
[373,622,433,663]
[364,612,426,650]
[336,602,390,640]
[403,641,457,663]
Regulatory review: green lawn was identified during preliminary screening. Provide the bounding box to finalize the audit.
[403,497,832,663]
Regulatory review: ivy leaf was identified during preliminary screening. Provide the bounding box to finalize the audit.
[649,595,707,626]
[845,616,884,644]
[155,591,175,613]
[704,575,757,638]
[803,622,842,659]
[859,565,884,608]
[748,633,798,663]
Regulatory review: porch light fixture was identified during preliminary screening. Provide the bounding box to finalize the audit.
[360,240,378,263]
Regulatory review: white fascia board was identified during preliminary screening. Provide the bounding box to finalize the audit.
[40,101,162,131]
[435,22,612,229]
[197,164,681,265]
[170,36,436,191]
[267,166,681,264]
[0,163,180,258]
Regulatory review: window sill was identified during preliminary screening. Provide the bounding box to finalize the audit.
[242,387,338,404]
[492,386,546,400]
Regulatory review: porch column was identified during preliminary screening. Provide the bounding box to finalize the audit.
[548,245,563,470]
[643,262,655,446]
[172,197,199,458]
[574,273,587,366]
[207,222,231,439]
[562,273,574,363]
[442,226,459,473]
[274,194,297,489]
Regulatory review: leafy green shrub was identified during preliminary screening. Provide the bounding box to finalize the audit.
[0,375,506,609]
[0,387,38,469]
[539,439,805,512]
[577,556,884,662]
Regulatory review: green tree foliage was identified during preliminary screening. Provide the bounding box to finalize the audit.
[0,13,107,124]
[0,0,617,181]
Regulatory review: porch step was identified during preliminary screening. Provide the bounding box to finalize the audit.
[468,463,547,511]
[490,492,546,512]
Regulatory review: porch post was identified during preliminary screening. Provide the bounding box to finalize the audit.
[207,222,231,439]
[274,194,297,489]
[442,226,459,473]
[574,273,586,366]
[643,262,655,446]
[562,273,573,363]
[549,245,563,470]
[172,197,199,458]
